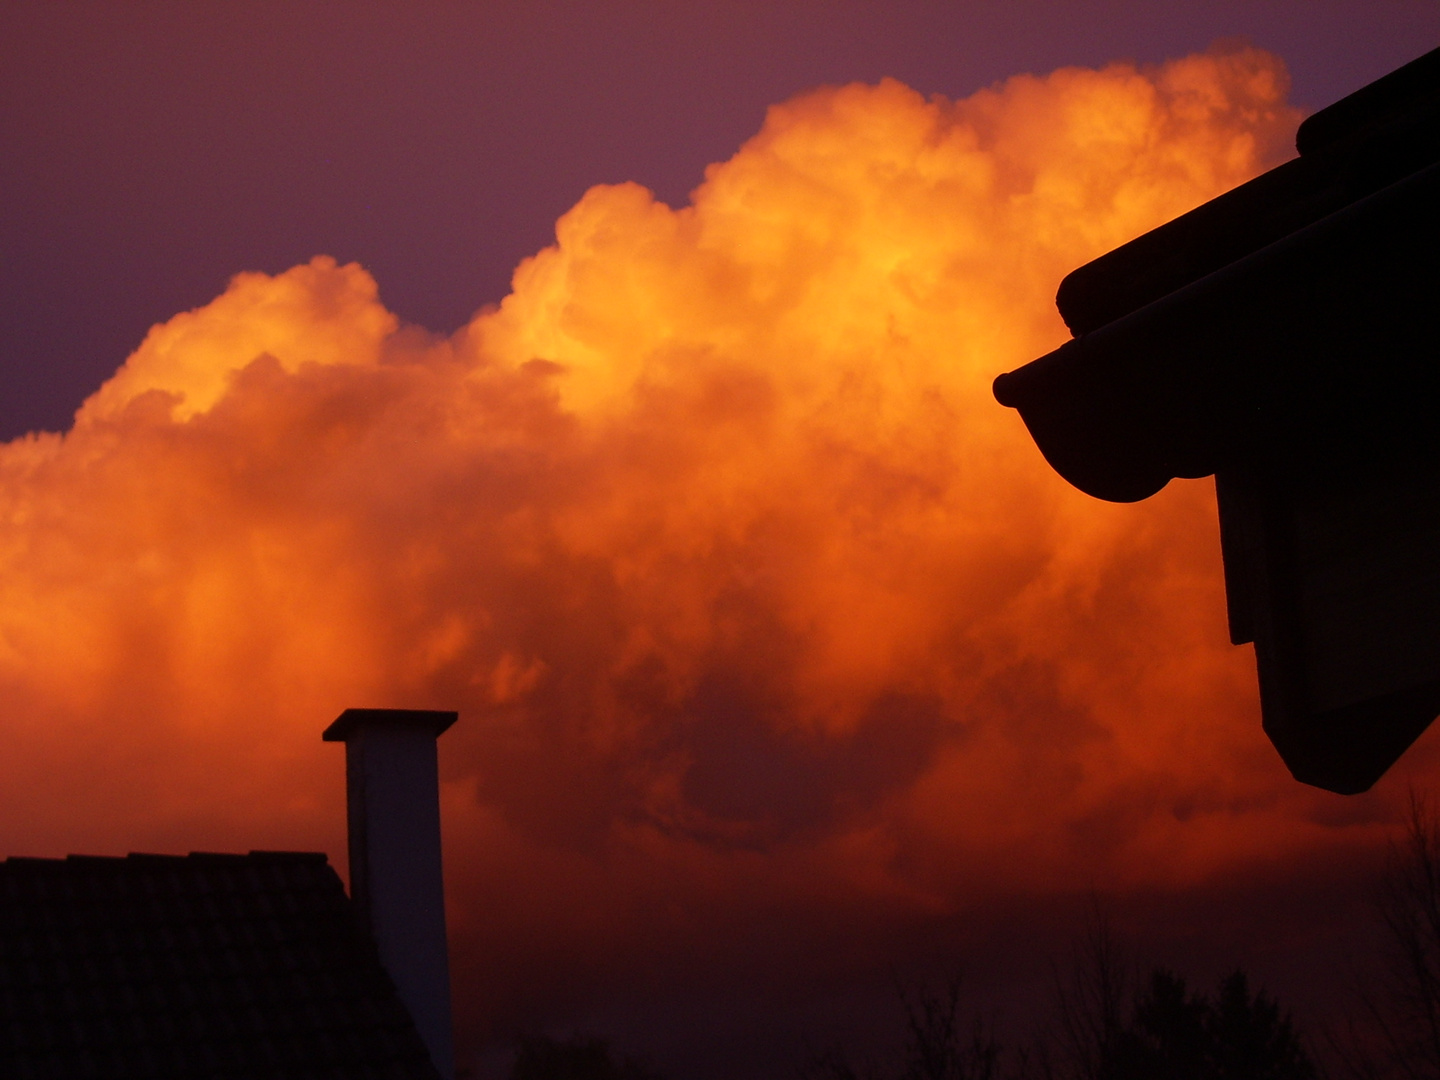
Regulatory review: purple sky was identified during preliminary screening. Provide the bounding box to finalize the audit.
[2,1,1437,440]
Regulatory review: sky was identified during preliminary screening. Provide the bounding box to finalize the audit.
[3,4,1440,1078]
[4,1,1439,441]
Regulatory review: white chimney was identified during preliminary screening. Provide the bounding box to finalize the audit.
[323,708,458,1080]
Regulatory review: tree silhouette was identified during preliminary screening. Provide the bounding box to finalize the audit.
[1046,907,1132,1080]
[1332,792,1440,1079]
[1207,971,1316,1080]
[1123,968,1211,1080]
[801,920,1316,1080]
[510,1034,662,1080]
[1109,969,1315,1080]
[896,978,1004,1080]
[800,976,1004,1080]
[1030,909,1315,1080]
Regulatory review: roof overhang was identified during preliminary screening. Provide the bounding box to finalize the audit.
[990,47,1440,794]
[993,159,1440,504]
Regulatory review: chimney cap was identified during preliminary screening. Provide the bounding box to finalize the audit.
[323,708,459,743]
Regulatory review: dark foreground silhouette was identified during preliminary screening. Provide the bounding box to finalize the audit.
[800,948,1316,1080]
[509,1034,663,1080]
[501,797,1440,1080]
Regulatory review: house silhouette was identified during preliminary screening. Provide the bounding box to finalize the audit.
[0,708,457,1079]
[994,47,1440,794]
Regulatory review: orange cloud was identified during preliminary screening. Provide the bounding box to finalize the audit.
[0,44,1407,1065]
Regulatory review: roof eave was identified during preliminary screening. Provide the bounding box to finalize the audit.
[994,158,1440,502]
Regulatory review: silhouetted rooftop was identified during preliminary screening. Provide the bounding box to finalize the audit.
[991,45,1440,795]
[994,45,1440,504]
[0,850,440,1080]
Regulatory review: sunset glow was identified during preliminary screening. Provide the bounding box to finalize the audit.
[1,45,1424,1060]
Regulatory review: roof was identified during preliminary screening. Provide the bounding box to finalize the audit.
[987,45,1440,794]
[993,45,1440,503]
[0,850,441,1080]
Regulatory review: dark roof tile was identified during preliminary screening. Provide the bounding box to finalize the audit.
[0,850,440,1080]
[1048,45,1440,338]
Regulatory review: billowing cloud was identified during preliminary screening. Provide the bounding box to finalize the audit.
[0,45,1410,1071]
